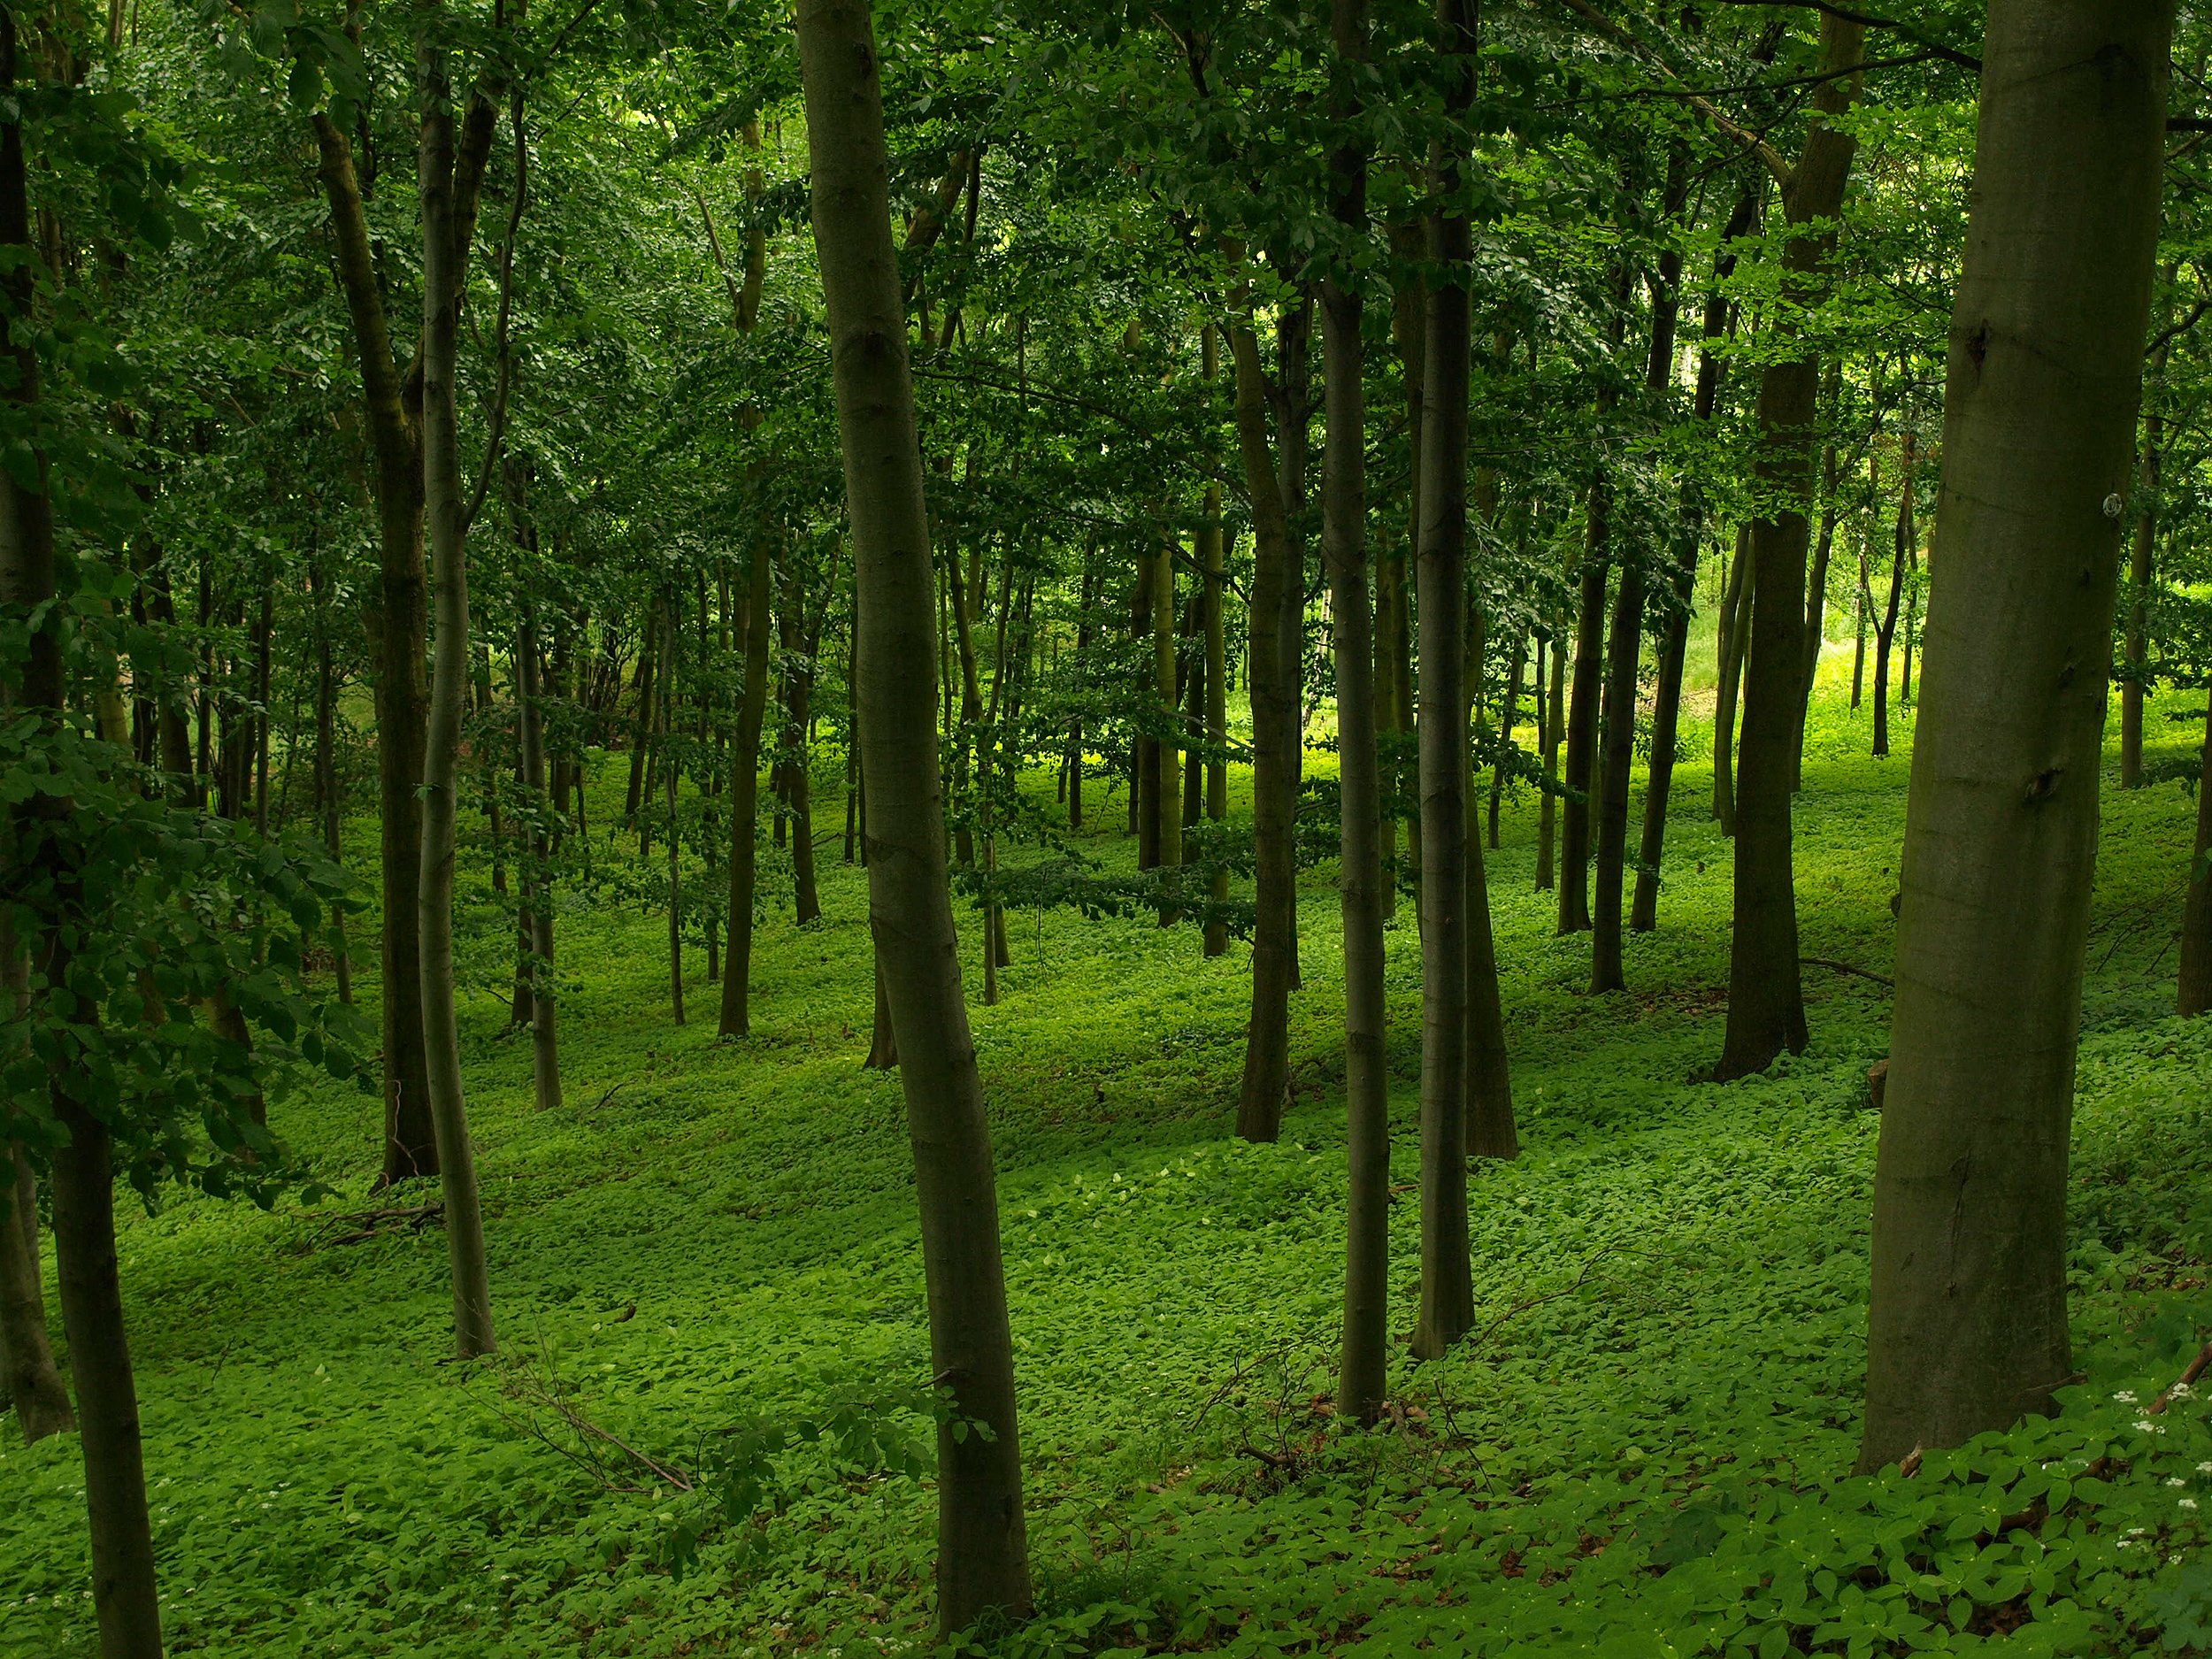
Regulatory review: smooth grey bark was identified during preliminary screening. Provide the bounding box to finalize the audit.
[795,0,1031,1628]
[1412,0,1479,1363]
[1716,14,1864,1081]
[416,41,495,1360]
[1322,0,1388,1426]
[1858,0,2171,1470]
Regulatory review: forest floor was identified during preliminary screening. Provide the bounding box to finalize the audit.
[10,679,2212,1658]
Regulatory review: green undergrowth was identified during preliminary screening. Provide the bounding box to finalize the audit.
[8,677,2212,1658]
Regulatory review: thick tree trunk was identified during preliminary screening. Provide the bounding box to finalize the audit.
[1321,0,1388,1421]
[1227,295,1300,1144]
[416,46,495,1360]
[1858,0,2170,1470]
[795,4,1031,1627]
[311,113,435,1185]
[1412,0,1479,1362]
[1716,14,1863,1082]
[718,545,775,1038]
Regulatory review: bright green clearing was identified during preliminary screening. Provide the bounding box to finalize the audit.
[7,680,2212,1658]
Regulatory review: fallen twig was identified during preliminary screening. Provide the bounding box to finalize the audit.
[1803,956,1893,987]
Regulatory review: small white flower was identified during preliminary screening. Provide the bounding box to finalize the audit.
[2138,1418,2167,1434]
[2117,1391,2140,1404]
[2168,1477,2186,1487]
[2174,1383,2197,1400]
[2182,1499,2200,1511]
[2200,1461,2212,1474]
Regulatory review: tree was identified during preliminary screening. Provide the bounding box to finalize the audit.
[794,0,1032,1629]
[1858,0,2173,1470]
[1715,14,1865,1081]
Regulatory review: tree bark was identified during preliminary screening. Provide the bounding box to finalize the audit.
[1320,0,1388,1425]
[517,603,561,1111]
[1858,0,2171,1470]
[416,39,495,1360]
[1202,329,1231,958]
[1712,528,1751,833]
[795,2,1032,1626]
[1,1140,73,1442]
[2121,294,2170,788]
[1558,491,1607,934]
[1716,13,1864,1082]
[1227,288,1300,1144]
[1412,0,1479,1362]
[1536,634,1562,891]
[1872,436,1913,758]
[718,543,775,1038]
[311,113,435,1184]
[2177,693,2212,1016]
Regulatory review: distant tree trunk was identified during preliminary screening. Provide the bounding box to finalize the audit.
[1412,0,1479,1362]
[661,595,685,1026]
[1202,344,1230,959]
[1872,438,1913,759]
[795,2,1032,1625]
[308,561,353,1004]
[1153,536,1182,917]
[1463,605,1517,1162]
[1717,13,1864,1082]
[718,544,775,1039]
[1900,539,1919,706]
[1,38,161,1640]
[1712,528,1752,833]
[416,42,495,1359]
[311,109,436,1186]
[1793,426,1840,791]
[2122,301,2170,787]
[1536,634,1563,891]
[1858,0,2170,1470]
[1227,281,1301,1144]
[1389,221,1426,906]
[517,604,561,1112]
[1319,0,1387,1425]
[1487,630,1525,850]
[1559,489,1607,935]
[250,585,273,836]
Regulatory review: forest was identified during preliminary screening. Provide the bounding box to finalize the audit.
[5,0,2212,1654]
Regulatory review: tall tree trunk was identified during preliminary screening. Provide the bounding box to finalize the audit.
[517,603,561,1111]
[1153,536,1182,916]
[1793,433,1840,791]
[718,544,775,1038]
[1202,339,1230,958]
[1463,608,1518,1163]
[311,113,435,1185]
[1321,0,1388,1426]
[1558,488,1609,933]
[1716,14,1864,1082]
[661,594,685,1025]
[1859,0,2170,1469]
[1486,631,1524,850]
[1228,283,1300,1144]
[1388,222,1425,908]
[1,34,160,1643]
[2121,295,2170,788]
[416,41,495,1360]
[1412,0,1478,1362]
[2177,694,2212,1016]
[308,560,353,1004]
[795,3,1032,1624]
[1711,529,1752,833]
[1535,634,1563,891]
[1872,437,1913,758]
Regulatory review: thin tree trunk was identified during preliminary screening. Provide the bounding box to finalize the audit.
[1412,0,1479,1362]
[1717,13,1865,1082]
[662,594,685,1025]
[1321,0,1388,1425]
[416,42,495,1359]
[517,604,561,1111]
[1389,221,1426,906]
[795,3,1031,1624]
[1859,0,2170,1468]
[1153,537,1182,918]
[308,561,352,1004]
[1202,385,1230,956]
[1793,425,1840,791]
[2122,297,2170,787]
[1559,491,1608,933]
[1228,287,1300,1144]
[311,111,435,1186]
[1712,528,1752,833]
[1873,437,1913,758]
[1536,634,1563,891]
[1487,631,1524,851]
[718,544,775,1038]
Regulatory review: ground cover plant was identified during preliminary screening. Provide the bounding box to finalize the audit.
[9,686,2212,1657]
